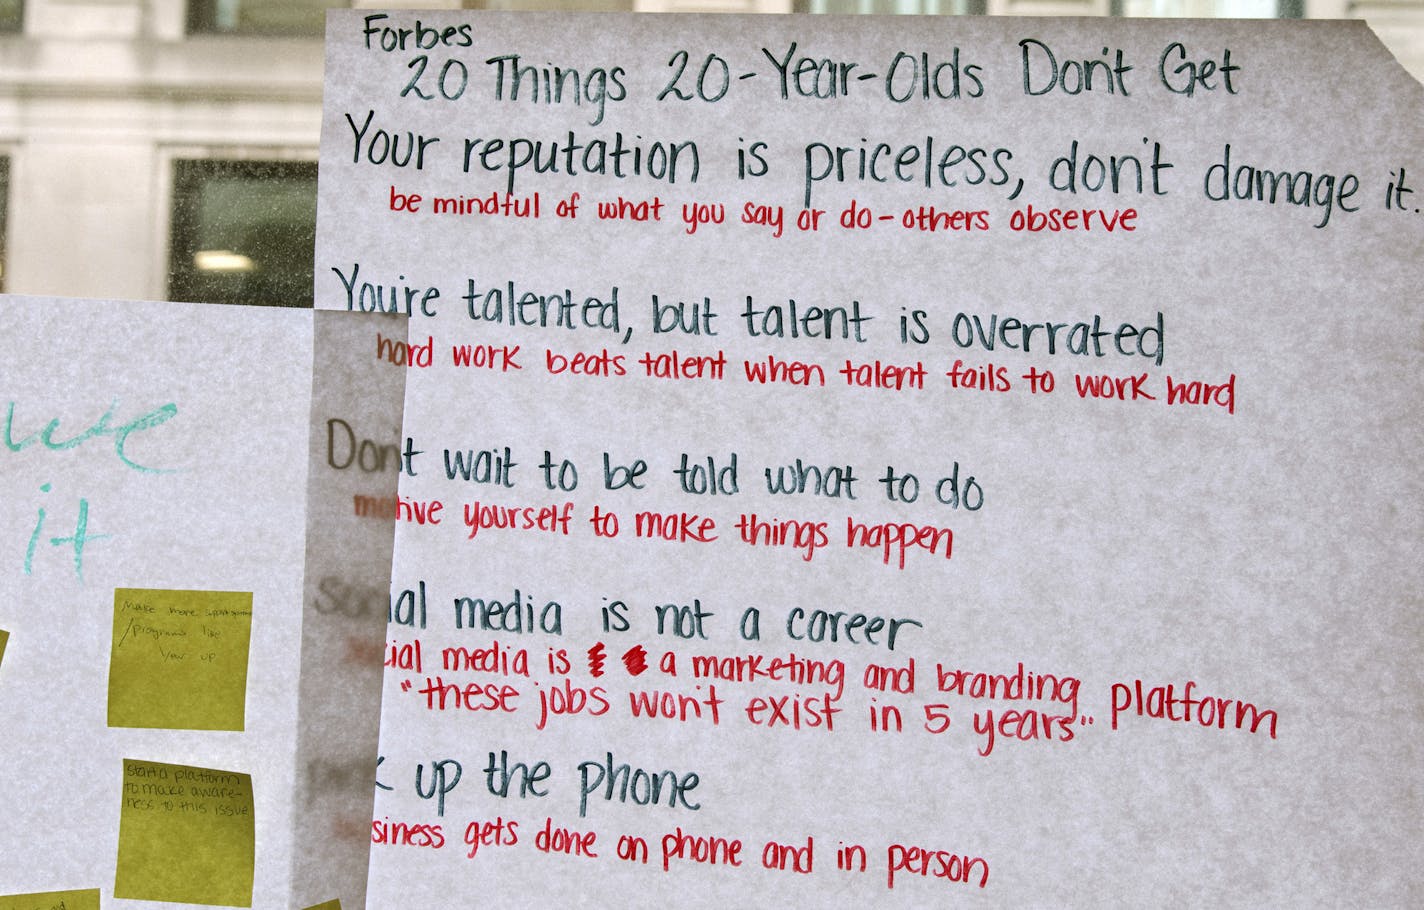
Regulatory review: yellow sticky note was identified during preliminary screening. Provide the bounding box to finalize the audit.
[301,901,342,910]
[116,759,254,907]
[0,889,100,910]
[0,628,8,672]
[107,588,252,730]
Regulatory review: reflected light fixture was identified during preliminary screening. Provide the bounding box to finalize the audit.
[193,249,255,272]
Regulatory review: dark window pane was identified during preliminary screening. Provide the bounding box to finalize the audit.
[168,159,316,308]
[188,0,338,36]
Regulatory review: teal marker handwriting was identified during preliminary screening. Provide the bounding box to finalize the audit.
[23,482,110,582]
[4,400,179,474]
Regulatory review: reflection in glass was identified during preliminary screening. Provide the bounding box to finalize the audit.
[188,0,338,36]
[1115,0,1301,15]
[168,159,317,308]
[0,157,8,290]
[797,0,986,12]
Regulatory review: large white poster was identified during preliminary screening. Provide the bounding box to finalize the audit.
[317,12,1423,906]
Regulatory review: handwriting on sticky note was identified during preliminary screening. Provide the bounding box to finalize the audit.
[107,588,252,731]
[0,889,100,910]
[116,759,255,907]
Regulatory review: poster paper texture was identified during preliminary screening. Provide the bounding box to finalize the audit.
[317,11,1423,907]
[0,301,399,907]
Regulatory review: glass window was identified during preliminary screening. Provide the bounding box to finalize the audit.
[0,156,8,292]
[0,0,20,32]
[463,1,635,9]
[797,0,986,12]
[187,0,339,36]
[1114,0,1301,16]
[168,159,317,308]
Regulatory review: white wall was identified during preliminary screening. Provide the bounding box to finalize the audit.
[0,0,321,297]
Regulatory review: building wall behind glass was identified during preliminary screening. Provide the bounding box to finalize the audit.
[0,0,1419,303]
